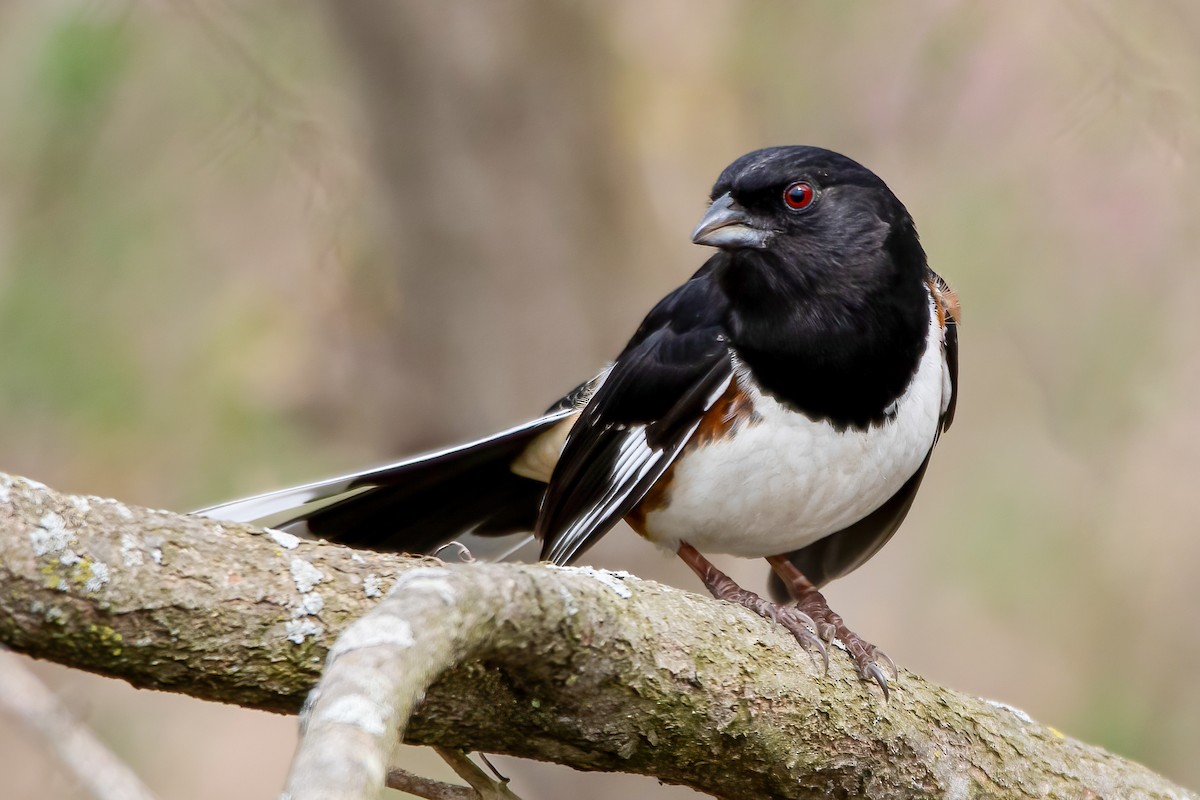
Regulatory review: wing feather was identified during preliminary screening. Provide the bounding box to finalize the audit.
[537,262,732,565]
[540,365,731,565]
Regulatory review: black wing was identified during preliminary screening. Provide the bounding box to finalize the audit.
[538,261,732,565]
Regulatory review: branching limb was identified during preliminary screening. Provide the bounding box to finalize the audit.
[0,472,1194,799]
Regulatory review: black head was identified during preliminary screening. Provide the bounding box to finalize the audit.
[692,146,926,299]
[693,146,933,427]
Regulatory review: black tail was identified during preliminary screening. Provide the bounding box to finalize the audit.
[194,410,572,559]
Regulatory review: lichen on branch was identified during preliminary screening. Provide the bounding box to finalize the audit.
[0,472,1193,799]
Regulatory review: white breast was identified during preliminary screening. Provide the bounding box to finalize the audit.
[641,303,948,558]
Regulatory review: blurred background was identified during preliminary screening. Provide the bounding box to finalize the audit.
[2,1,1199,797]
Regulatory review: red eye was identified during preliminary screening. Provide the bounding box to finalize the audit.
[783,181,815,211]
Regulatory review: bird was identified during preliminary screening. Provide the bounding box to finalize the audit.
[196,145,960,697]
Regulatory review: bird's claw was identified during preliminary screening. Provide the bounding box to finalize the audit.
[776,606,829,673]
[848,645,898,702]
[861,661,891,704]
[432,541,476,563]
[872,646,899,682]
[791,589,898,700]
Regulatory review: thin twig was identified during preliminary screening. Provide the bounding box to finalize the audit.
[0,648,160,800]
[385,765,476,800]
[434,748,524,800]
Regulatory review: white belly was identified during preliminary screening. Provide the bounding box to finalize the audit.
[641,313,948,557]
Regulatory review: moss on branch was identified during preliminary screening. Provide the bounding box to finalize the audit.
[0,472,1193,799]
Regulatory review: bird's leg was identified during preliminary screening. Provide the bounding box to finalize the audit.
[766,555,897,700]
[676,543,827,669]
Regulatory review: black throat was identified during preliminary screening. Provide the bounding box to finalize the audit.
[717,232,931,430]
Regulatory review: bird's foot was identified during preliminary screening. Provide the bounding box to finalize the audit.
[766,554,898,700]
[722,585,830,671]
[676,544,828,669]
[794,589,898,701]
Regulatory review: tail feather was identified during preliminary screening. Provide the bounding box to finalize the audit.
[194,409,574,557]
[294,463,547,552]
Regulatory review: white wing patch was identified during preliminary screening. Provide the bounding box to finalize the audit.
[569,426,658,535]
[540,371,732,565]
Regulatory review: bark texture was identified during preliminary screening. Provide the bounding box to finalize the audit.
[0,472,1193,799]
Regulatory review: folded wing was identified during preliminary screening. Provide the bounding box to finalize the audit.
[538,263,732,565]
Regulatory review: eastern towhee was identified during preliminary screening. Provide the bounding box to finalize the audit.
[197,146,960,697]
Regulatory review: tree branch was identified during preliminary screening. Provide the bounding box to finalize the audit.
[0,472,1192,799]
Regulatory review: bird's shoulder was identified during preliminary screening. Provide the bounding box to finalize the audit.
[590,258,732,425]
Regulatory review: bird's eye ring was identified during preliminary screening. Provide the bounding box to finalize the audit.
[783,181,816,211]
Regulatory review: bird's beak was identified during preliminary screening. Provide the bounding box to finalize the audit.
[691,192,770,249]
